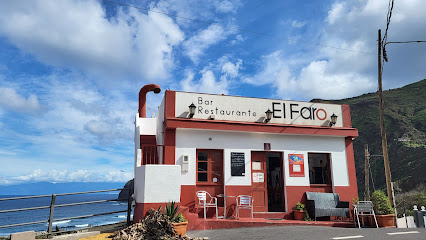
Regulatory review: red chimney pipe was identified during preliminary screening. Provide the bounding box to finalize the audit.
[138,84,161,118]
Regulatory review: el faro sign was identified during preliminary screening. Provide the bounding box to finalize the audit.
[175,92,343,127]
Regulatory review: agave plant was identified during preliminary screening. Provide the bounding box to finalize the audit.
[165,201,186,223]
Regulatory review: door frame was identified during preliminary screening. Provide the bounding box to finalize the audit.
[251,151,286,213]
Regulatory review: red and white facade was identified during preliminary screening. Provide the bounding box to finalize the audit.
[133,89,359,222]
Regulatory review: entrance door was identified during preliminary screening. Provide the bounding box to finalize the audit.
[267,153,284,212]
[251,151,267,212]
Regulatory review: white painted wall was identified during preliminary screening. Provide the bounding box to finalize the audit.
[156,98,165,163]
[138,118,156,135]
[134,165,181,203]
[175,129,349,187]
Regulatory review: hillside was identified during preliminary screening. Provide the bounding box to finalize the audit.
[312,79,426,197]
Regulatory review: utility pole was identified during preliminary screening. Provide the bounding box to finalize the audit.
[364,144,370,201]
[378,29,394,207]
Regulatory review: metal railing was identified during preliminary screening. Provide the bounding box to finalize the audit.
[0,188,133,236]
[141,144,164,165]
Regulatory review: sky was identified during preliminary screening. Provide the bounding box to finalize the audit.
[0,0,425,192]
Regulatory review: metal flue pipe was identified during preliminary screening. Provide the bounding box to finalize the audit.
[138,84,161,118]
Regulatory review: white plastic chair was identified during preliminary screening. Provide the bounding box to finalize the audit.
[355,201,378,228]
[236,195,254,220]
[195,190,218,219]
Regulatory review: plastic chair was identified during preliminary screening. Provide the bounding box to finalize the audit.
[236,195,254,220]
[195,190,218,219]
[355,201,378,228]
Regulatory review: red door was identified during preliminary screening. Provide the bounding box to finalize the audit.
[251,151,268,212]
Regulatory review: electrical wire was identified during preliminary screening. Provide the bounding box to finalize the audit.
[386,40,426,44]
[102,0,374,55]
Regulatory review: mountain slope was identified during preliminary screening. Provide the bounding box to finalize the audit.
[312,79,426,196]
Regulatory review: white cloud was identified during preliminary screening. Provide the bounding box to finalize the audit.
[183,24,232,64]
[0,87,42,114]
[0,0,184,83]
[245,0,426,100]
[3,169,133,185]
[180,57,242,94]
[326,2,345,24]
[291,20,306,28]
[230,34,245,45]
[214,0,241,13]
[181,69,229,95]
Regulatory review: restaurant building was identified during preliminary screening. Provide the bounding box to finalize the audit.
[133,84,358,223]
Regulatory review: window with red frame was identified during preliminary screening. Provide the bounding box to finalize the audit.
[197,150,223,185]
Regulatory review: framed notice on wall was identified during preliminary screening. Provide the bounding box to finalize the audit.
[231,152,245,176]
[289,154,305,177]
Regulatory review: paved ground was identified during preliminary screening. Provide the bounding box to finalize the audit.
[187,225,426,240]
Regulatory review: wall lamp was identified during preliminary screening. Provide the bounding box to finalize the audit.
[265,109,272,123]
[329,113,338,127]
[188,103,196,118]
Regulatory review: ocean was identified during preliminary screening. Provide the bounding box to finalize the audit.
[0,194,132,236]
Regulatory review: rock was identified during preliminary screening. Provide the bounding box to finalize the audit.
[118,179,134,201]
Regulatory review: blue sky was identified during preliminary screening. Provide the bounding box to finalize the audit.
[0,0,425,191]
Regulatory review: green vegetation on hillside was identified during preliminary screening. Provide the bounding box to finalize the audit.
[313,79,426,198]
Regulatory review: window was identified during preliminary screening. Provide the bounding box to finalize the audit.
[308,153,331,185]
[197,150,223,184]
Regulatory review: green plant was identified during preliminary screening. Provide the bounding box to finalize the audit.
[292,202,311,221]
[371,190,395,215]
[175,213,187,223]
[292,202,305,211]
[165,201,186,223]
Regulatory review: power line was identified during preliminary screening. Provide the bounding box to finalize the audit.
[387,40,426,44]
[102,0,374,55]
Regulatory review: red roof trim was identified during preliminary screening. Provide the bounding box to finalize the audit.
[165,117,358,137]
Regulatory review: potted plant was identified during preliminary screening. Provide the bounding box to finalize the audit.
[371,190,395,227]
[292,202,307,221]
[165,201,188,236]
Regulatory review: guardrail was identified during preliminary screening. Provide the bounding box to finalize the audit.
[0,188,133,236]
[141,145,164,165]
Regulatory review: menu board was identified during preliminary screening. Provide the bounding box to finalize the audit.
[231,152,245,176]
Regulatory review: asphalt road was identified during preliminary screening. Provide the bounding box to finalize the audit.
[187,225,426,240]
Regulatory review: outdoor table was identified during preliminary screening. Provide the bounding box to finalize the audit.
[216,194,235,219]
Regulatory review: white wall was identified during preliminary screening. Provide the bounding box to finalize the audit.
[138,118,156,135]
[134,165,181,203]
[175,129,349,187]
[156,98,165,163]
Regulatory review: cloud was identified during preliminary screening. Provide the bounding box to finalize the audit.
[180,57,242,94]
[291,20,306,28]
[244,50,373,100]
[244,0,426,100]
[0,0,184,83]
[214,0,241,13]
[1,169,133,185]
[183,24,232,64]
[0,87,42,114]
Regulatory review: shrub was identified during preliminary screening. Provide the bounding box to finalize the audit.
[292,202,311,221]
[371,190,395,215]
[292,202,305,211]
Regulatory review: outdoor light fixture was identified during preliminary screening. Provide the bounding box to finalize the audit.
[188,103,196,118]
[265,109,272,123]
[329,113,338,127]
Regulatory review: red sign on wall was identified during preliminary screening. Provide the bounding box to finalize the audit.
[289,154,305,177]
